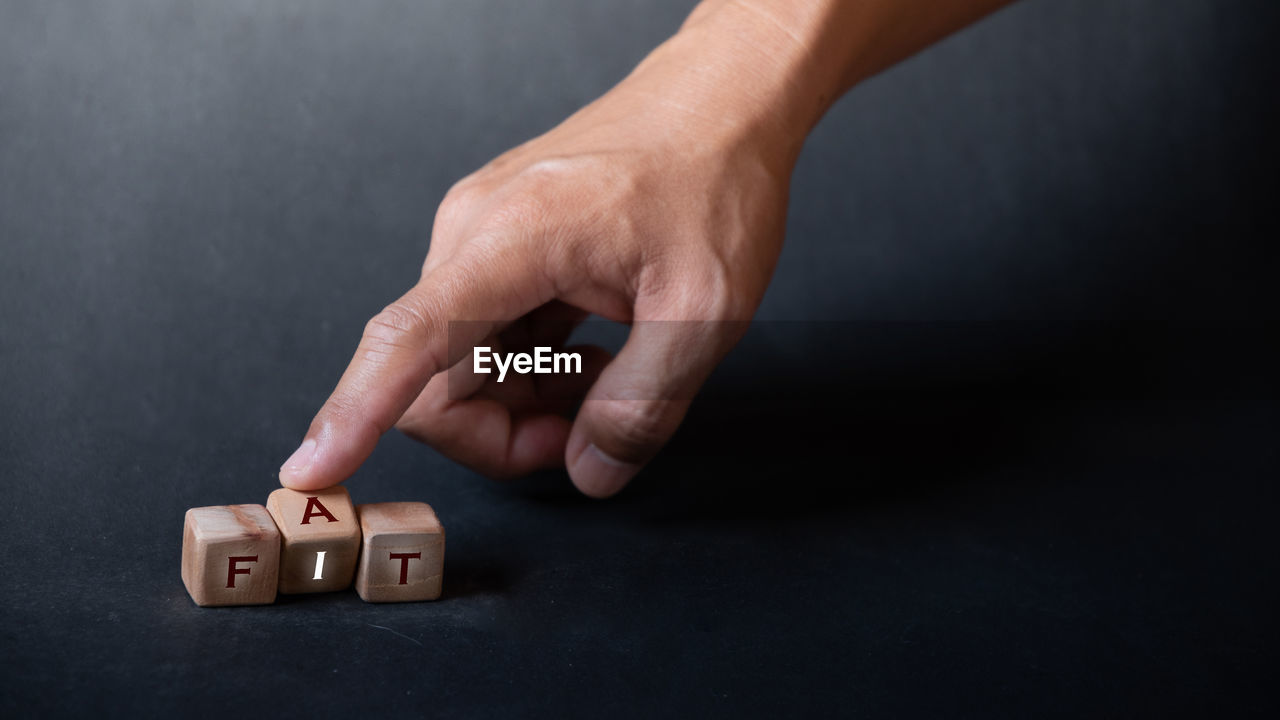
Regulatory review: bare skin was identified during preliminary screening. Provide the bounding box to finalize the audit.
[279,0,1017,498]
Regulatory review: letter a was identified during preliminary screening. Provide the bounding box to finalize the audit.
[300,496,338,525]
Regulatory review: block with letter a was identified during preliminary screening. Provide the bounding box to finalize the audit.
[266,486,361,594]
[181,505,280,607]
[355,502,445,603]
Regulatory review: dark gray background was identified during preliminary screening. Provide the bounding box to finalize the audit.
[1,0,1276,717]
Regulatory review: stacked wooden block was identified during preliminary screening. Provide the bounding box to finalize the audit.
[181,487,444,606]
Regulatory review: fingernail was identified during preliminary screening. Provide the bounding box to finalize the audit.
[570,444,640,498]
[279,438,317,486]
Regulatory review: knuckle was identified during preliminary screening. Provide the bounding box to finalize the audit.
[488,187,551,234]
[362,296,454,376]
[592,399,676,461]
[658,259,755,323]
[699,270,752,320]
[363,301,429,352]
[442,175,483,206]
[435,180,482,234]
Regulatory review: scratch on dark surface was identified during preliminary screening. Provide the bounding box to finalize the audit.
[367,624,423,647]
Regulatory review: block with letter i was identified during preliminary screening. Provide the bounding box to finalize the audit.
[266,486,361,594]
[182,505,280,607]
[355,502,445,603]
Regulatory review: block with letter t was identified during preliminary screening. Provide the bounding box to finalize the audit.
[355,502,445,602]
[266,486,361,594]
[181,505,280,607]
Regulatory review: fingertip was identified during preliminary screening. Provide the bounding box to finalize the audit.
[277,436,341,491]
[277,468,327,489]
[278,468,330,491]
[567,441,640,499]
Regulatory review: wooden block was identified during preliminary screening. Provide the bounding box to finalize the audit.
[355,502,445,603]
[266,486,361,594]
[182,505,280,607]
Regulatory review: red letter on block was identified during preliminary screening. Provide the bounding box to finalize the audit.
[226,555,258,588]
[300,496,338,525]
[389,552,421,585]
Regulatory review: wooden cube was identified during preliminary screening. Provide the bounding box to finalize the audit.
[266,486,361,594]
[355,502,445,603]
[182,504,280,607]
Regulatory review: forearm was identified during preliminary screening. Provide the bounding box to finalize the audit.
[614,0,1016,166]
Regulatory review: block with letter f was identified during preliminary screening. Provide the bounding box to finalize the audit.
[266,486,361,594]
[181,505,280,607]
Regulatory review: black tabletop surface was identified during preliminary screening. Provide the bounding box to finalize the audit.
[2,1,1276,717]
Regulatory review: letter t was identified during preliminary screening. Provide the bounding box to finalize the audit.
[389,552,422,585]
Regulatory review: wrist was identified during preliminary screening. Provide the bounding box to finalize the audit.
[617,1,849,171]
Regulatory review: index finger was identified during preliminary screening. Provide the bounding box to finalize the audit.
[279,252,542,490]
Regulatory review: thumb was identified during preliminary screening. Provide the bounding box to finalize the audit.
[565,318,746,498]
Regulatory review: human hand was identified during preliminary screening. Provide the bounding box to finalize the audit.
[278,6,815,497]
[278,0,1015,497]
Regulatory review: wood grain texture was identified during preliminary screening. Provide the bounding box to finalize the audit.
[355,502,445,603]
[266,486,360,594]
[181,504,280,607]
